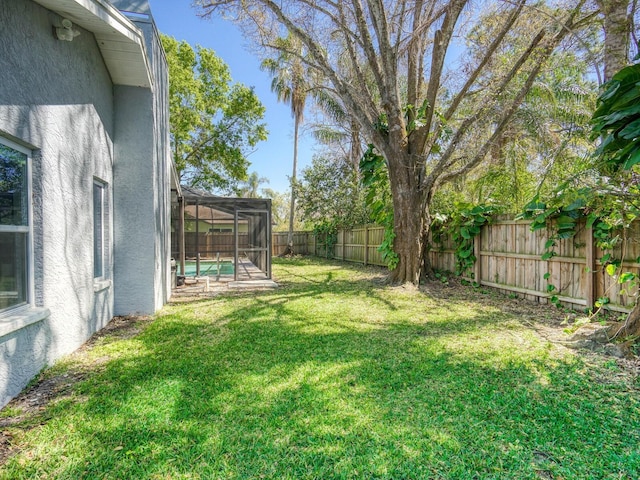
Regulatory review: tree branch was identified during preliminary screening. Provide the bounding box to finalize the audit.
[444,0,526,122]
[432,5,584,192]
[412,0,468,155]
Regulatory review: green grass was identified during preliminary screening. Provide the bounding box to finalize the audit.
[1,257,638,479]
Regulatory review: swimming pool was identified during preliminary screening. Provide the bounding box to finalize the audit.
[180,260,234,276]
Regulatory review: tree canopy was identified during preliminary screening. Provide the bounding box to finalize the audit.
[296,154,370,230]
[161,34,268,191]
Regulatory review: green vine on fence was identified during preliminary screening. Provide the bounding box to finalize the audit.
[518,192,639,311]
[433,203,499,280]
[313,221,338,259]
[519,195,585,307]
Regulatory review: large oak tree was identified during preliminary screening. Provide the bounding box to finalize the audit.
[196,0,596,283]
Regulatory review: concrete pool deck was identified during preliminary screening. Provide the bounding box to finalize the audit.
[171,257,277,299]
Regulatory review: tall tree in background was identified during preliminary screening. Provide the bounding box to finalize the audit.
[262,188,290,230]
[261,35,310,254]
[197,0,596,283]
[161,34,268,191]
[234,171,270,198]
[296,154,370,229]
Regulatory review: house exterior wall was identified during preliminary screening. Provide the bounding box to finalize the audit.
[113,12,171,315]
[0,0,172,408]
[0,0,116,406]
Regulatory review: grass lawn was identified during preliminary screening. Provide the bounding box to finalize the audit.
[0,257,638,479]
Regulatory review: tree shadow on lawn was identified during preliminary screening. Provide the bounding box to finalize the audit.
[178,268,402,317]
[2,277,639,479]
[272,256,388,286]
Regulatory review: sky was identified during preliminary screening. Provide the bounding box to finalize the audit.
[150,0,317,193]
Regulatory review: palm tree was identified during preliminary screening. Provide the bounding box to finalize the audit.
[261,34,309,254]
[310,89,363,173]
[235,171,269,198]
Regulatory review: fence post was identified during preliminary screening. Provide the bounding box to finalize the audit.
[474,226,482,284]
[585,225,596,310]
[325,233,329,258]
[342,229,346,261]
[364,225,369,266]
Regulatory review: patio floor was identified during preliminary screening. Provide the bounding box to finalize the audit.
[172,257,277,298]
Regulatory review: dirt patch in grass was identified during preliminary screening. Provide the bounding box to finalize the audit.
[421,276,639,383]
[83,314,154,345]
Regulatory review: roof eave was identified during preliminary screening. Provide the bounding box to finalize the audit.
[33,0,152,88]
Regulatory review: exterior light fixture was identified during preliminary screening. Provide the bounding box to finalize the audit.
[55,19,80,42]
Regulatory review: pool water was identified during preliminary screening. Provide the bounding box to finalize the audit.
[180,261,234,276]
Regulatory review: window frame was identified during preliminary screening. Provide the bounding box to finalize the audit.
[0,136,34,315]
[93,178,108,281]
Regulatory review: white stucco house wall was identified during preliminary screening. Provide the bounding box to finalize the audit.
[0,0,177,407]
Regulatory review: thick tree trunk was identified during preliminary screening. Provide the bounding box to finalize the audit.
[388,193,426,284]
[598,0,631,82]
[618,300,640,338]
[386,150,428,284]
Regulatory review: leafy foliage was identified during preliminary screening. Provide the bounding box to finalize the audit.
[161,35,267,191]
[515,61,640,312]
[591,62,640,173]
[588,60,640,323]
[232,171,269,198]
[434,38,597,214]
[359,145,398,270]
[433,204,499,278]
[312,221,338,259]
[296,153,370,259]
[261,188,291,231]
[296,154,370,230]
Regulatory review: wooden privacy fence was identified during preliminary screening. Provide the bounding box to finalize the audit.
[271,226,387,265]
[271,219,640,313]
[334,226,387,266]
[172,232,249,258]
[432,217,640,313]
[272,231,316,256]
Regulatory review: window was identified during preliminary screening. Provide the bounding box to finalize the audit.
[0,138,30,313]
[93,180,107,279]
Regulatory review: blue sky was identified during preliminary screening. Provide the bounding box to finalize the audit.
[150,0,316,193]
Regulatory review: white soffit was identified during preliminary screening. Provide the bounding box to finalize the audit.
[33,0,152,88]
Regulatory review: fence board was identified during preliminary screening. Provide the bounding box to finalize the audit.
[179,232,249,259]
[272,231,312,256]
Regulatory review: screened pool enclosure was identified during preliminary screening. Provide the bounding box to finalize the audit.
[172,187,272,282]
